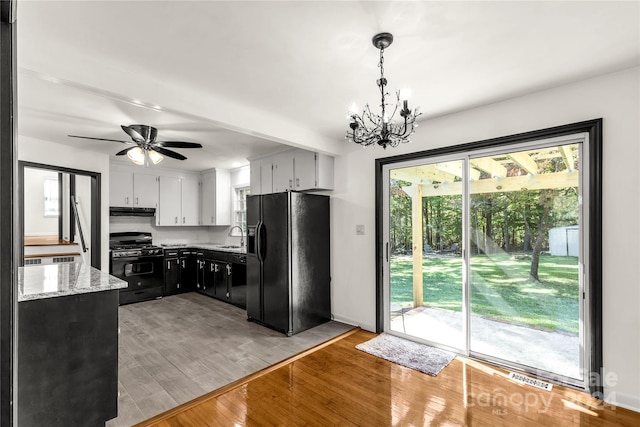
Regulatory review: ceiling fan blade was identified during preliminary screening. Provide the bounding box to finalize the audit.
[68,135,132,144]
[155,141,203,149]
[115,147,137,156]
[153,146,187,161]
[121,125,146,142]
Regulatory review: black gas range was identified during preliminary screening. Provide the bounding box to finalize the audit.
[109,232,164,305]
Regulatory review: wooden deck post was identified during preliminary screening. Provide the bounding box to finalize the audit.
[412,184,423,307]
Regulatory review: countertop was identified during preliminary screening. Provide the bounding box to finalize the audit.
[18,263,127,302]
[159,243,246,254]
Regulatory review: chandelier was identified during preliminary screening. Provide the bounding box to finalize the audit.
[346,32,421,149]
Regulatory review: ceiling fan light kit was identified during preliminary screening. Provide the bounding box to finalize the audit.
[346,32,422,149]
[68,124,203,166]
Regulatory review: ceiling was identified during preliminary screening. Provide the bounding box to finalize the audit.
[16,1,640,171]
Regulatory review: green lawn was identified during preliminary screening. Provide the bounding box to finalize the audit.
[390,253,579,334]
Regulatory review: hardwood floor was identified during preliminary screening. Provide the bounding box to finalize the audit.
[106,293,354,427]
[135,329,640,427]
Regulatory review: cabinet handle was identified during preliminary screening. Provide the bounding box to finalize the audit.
[167,261,171,270]
[135,197,139,205]
[211,263,215,273]
[177,283,180,289]
[289,179,292,189]
[175,217,178,224]
[211,216,214,223]
[296,178,300,187]
[226,264,232,275]
[183,217,186,224]
[126,197,129,205]
[181,260,185,268]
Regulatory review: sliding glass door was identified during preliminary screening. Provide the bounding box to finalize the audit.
[383,157,467,352]
[383,135,588,388]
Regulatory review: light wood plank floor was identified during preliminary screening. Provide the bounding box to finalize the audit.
[135,329,640,427]
[106,293,354,427]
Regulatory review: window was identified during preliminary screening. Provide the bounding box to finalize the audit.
[43,177,59,217]
[232,186,250,234]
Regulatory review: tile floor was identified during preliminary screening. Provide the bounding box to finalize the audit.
[106,292,354,427]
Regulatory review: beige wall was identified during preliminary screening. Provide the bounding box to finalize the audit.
[330,67,640,410]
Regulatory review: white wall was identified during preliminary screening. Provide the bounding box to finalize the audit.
[23,167,59,235]
[331,67,640,410]
[18,136,111,269]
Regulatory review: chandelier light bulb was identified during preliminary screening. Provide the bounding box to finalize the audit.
[400,88,412,101]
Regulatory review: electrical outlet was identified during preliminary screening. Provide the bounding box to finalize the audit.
[356,224,365,235]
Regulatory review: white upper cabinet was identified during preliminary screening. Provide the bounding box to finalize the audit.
[272,152,294,193]
[109,171,134,207]
[110,171,159,208]
[133,173,158,208]
[201,169,231,226]
[157,176,181,226]
[250,149,334,195]
[250,158,274,195]
[181,176,200,226]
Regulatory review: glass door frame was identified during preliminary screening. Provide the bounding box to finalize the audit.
[375,119,603,395]
[382,153,470,355]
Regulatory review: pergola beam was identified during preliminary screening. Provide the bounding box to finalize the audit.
[508,152,539,175]
[470,157,507,178]
[420,170,578,197]
[559,145,575,172]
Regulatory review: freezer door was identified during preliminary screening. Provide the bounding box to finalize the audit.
[261,192,291,334]
[246,195,262,321]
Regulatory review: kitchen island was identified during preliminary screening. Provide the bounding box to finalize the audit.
[18,263,126,427]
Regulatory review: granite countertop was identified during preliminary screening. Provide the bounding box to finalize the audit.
[160,243,246,254]
[19,263,127,302]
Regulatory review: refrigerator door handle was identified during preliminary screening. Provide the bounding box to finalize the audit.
[256,221,265,262]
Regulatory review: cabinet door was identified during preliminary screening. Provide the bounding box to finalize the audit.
[109,171,133,207]
[293,149,317,191]
[180,255,196,291]
[202,259,216,297]
[213,262,230,300]
[181,176,200,225]
[272,152,294,193]
[195,257,205,292]
[260,159,273,194]
[157,176,181,225]
[133,173,158,208]
[200,171,216,225]
[250,160,262,195]
[164,257,181,295]
[200,170,230,226]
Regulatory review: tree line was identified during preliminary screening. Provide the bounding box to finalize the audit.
[389,181,579,281]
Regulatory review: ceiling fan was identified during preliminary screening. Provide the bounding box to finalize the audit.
[68,124,203,165]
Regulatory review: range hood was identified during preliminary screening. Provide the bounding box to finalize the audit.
[109,207,156,217]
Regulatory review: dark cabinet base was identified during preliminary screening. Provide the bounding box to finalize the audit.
[119,286,163,305]
[18,290,118,427]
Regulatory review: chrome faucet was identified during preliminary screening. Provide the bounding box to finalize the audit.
[228,226,245,247]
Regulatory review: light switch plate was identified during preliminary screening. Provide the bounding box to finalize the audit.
[356,224,365,235]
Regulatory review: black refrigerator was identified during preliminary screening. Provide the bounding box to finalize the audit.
[246,191,331,336]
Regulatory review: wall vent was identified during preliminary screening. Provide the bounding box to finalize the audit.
[24,258,42,265]
[53,257,75,264]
